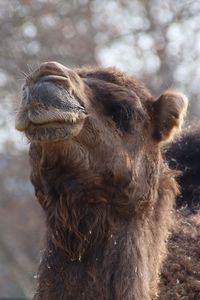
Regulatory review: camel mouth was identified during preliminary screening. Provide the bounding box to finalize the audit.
[16,111,87,142]
[24,113,86,142]
[15,79,87,142]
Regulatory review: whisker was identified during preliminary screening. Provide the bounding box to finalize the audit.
[27,64,35,77]
[27,64,33,73]
[18,64,35,82]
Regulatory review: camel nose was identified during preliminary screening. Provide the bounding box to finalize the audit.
[25,80,85,112]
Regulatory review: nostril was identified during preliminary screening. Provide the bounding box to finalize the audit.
[39,75,69,83]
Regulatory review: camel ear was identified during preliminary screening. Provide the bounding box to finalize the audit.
[153,91,188,142]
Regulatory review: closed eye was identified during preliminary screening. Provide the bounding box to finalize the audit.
[110,102,133,132]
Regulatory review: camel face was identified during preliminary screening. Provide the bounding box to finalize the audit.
[15,61,149,148]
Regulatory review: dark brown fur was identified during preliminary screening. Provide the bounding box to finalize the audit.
[159,211,200,300]
[166,124,200,212]
[16,62,187,299]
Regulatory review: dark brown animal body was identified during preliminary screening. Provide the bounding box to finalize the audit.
[159,125,200,299]
[15,62,187,300]
[166,124,200,212]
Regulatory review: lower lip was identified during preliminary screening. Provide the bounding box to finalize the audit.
[25,120,85,142]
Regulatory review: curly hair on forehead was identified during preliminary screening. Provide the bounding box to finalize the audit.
[16,61,188,300]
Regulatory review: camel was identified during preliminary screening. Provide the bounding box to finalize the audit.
[15,61,187,299]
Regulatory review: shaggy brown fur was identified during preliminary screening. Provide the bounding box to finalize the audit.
[159,211,200,300]
[159,126,200,299]
[15,62,187,299]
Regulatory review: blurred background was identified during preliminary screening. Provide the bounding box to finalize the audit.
[0,0,200,298]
